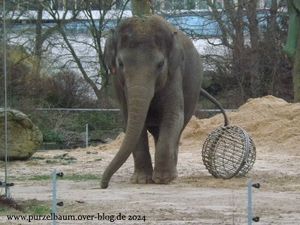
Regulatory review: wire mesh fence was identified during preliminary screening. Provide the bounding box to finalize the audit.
[29,108,233,150]
[30,109,124,150]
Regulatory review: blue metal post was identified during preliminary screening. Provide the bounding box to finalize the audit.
[52,169,57,225]
[247,179,253,225]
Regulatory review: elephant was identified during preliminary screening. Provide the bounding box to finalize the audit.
[101,15,227,189]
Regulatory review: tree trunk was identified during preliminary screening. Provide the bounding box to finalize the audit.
[34,0,43,76]
[131,0,152,17]
[225,0,247,100]
[246,0,260,97]
[268,0,279,95]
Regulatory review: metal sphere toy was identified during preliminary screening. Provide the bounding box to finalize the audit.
[202,125,256,179]
[199,92,256,179]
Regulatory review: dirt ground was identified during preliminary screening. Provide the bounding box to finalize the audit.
[0,96,300,225]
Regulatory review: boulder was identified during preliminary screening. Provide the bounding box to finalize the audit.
[0,108,43,160]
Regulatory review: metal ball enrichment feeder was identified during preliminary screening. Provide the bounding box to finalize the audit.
[201,99,256,179]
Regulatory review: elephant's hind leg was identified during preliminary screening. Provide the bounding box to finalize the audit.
[131,127,154,184]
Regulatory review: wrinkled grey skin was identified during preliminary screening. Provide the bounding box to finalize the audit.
[101,15,202,188]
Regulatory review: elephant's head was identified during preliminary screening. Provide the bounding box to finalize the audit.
[101,16,183,188]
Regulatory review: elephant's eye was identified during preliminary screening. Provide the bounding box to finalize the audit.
[157,60,165,70]
[117,58,124,69]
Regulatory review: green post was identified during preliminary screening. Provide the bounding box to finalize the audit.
[293,34,300,101]
[284,1,300,102]
[284,1,300,57]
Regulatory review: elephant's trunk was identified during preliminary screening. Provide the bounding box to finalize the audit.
[101,84,154,188]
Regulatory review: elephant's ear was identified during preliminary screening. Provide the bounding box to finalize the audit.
[104,30,117,75]
[167,31,184,75]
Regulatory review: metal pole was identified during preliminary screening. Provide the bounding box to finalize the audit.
[85,124,89,148]
[247,179,253,225]
[52,169,57,225]
[3,0,10,199]
[248,180,261,224]
[35,108,121,112]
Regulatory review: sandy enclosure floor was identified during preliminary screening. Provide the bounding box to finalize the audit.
[0,96,300,225]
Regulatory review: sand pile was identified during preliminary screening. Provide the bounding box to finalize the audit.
[101,95,299,154]
[182,95,300,154]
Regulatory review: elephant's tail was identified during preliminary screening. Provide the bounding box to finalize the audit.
[200,88,229,126]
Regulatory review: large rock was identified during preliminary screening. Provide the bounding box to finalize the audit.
[0,108,43,160]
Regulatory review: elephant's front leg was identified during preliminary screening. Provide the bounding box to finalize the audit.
[131,128,154,184]
[152,108,184,184]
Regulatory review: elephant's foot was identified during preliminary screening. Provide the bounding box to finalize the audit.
[131,171,154,184]
[152,168,178,184]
